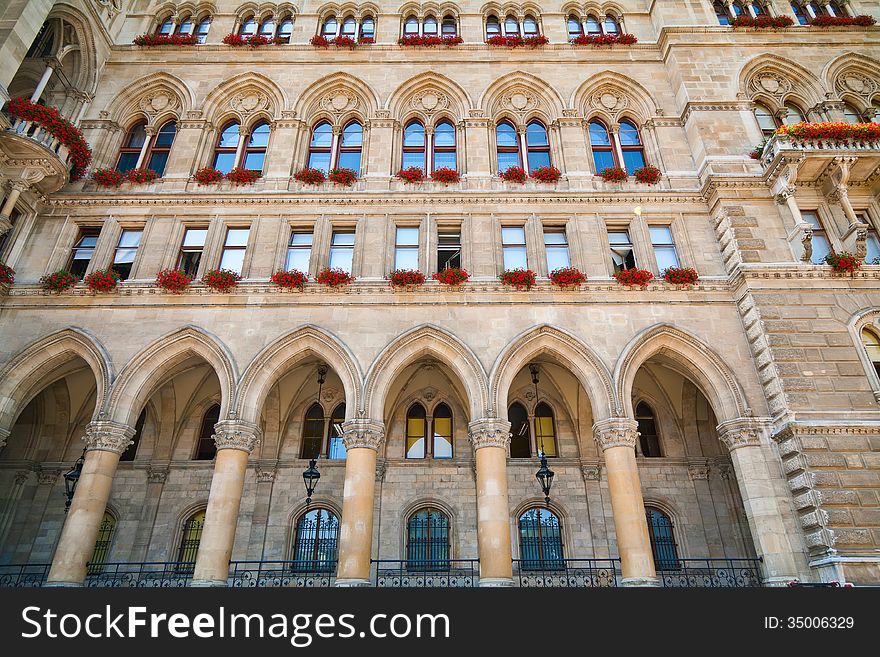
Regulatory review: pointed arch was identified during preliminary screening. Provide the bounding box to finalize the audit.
[364,325,488,420]
[201,72,288,126]
[104,326,237,429]
[489,324,614,421]
[0,328,112,432]
[824,52,880,111]
[235,325,362,425]
[102,72,195,129]
[479,72,565,125]
[43,3,99,94]
[614,323,751,424]
[294,72,379,126]
[386,71,473,123]
[571,71,659,125]
[739,54,826,113]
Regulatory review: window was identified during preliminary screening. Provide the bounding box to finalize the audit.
[194,404,220,460]
[277,18,293,43]
[115,122,147,172]
[586,15,601,34]
[0,208,20,256]
[505,15,520,36]
[433,121,456,171]
[636,402,662,457]
[308,122,333,173]
[406,403,427,458]
[239,17,257,36]
[525,121,551,172]
[158,17,174,35]
[442,16,457,36]
[402,121,426,170]
[285,231,313,272]
[120,408,146,462]
[301,403,324,459]
[604,16,620,33]
[856,212,880,263]
[177,16,194,34]
[509,402,531,458]
[589,120,615,172]
[113,228,142,280]
[732,2,745,17]
[243,122,269,172]
[619,120,646,172]
[147,120,176,176]
[437,230,461,270]
[544,229,570,271]
[394,226,419,270]
[523,15,539,36]
[608,229,636,271]
[291,508,339,571]
[361,17,375,40]
[177,227,208,277]
[567,15,583,39]
[196,18,211,43]
[219,227,249,274]
[534,402,557,457]
[406,508,450,570]
[782,103,805,125]
[322,17,338,37]
[177,510,205,568]
[423,16,438,36]
[861,328,880,379]
[338,121,362,174]
[259,17,275,38]
[843,104,864,124]
[486,15,501,38]
[754,103,778,136]
[650,225,680,270]
[213,122,240,174]
[329,230,355,273]
[791,2,809,25]
[432,403,453,458]
[88,512,116,574]
[341,17,356,38]
[801,211,830,264]
[518,508,563,570]
[328,403,347,460]
[496,121,520,171]
[69,226,100,278]
[589,119,647,174]
[646,508,679,570]
[501,226,528,270]
[404,16,419,35]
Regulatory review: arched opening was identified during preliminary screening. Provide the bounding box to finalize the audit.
[291,507,339,571]
[646,507,679,570]
[518,507,564,569]
[635,402,662,457]
[496,120,520,171]
[87,511,116,574]
[308,121,333,172]
[402,120,426,170]
[861,328,880,379]
[509,402,531,458]
[120,408,146,462]
[213,122,240,173]
[177,510,205,570]
[406,507,450,570]
[194,404,221,460]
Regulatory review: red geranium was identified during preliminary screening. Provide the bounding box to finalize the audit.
[6,98,92,180]
[487,34,549,48]
[570,33,639,46]
[334,36,358,48]
[396,167,425,183]
[270,269,308,290]
[316,267,355,287]
[500,268,537,290]
[549,267,586,288]
[310,35,330,48]
[500,166,527,183]
[432,267,470,285]
[531,166,561,183]
[824,251,861,274]
[731,15,794,29]
[155,268,193,293]
[614,268,654,287]
[662,267,699,285]
[126,168,159,184]
[223,33,281,47]
[92,168,126,187]
[388,269,426,288]
[193,167,224,185]
[431,167,460,184]
[226,167,260,185]
[329,168,358,186]
[749,140,767,159]
[84,268,120,293]
[775,122,880,142]
[0,262,15,286]
[294,168,327,185]
[633,166,661,184]
[133,33,198,46]
[40,270,79,292]
[600,166,628,182]
[202,268,241,292]
[809,15,876,27]
[360,36,375,44]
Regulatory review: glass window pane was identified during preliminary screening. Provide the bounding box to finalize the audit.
[402,152,424,169]
[544,232,567,245]
[528,151,551,171]
[496,123,518,147]
[608,231,632,245]
[337,151,361,174]
[498,151,520,171]
[183,228,208,247]
[243,151,264,171]
[225,228,250,246]
[286,248,310,271]
[811,234,831,264]
[502,227,525,245]
[219,249,245,274]
[801,211,821,229]
[248,123,270,147]
[503,247,527,270]
[592,150,616,172]
[434,151,456,170]
[589,121,611,146]
[866,232,880,264]
[218,124,240,147]
[433,416,452,458]
[311,123,333,146]
[308,152,331,172]
[118,230,142,248]
[147,151,169,176]
[527,123,548,146]
[404,122,425,146]
[619,122,641,146]
[126,124,147,149]
[396,227,419,246]
[622,150,646,172]
[115,152,140,173]
[395,249,419,270]
[213,152,236,174]
[332,232,355,246]
[154,123,176,147]
[434,123,455,147]
[655,247,680,270]
[649,226,674,245]
[546,247,570,270]
[323,18,337,36]
[505,17,519,34]
[342,123,362,146]
[290,233,313,247]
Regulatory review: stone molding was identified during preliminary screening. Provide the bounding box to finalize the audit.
[341,419,385,451]
[592,418,639,450]
[467,418,512,450]
[716,418,766,452]
[146,464,169,484]
[37,469,60,485]
[83,421,135,454]
[212,420,262,453]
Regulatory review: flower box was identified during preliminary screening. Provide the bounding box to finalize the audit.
[731,15,794,29]
[0,262,15,286]
[600,166,628,182]
[388,269,426,288]
[825,251,861,274]
[155,268,193,293]
[223,33,281,47]
[570,33,638,46]
[92,168,126,187]
[316,267,355,287]
[226,167,260,185]
[531,166,561,183]
[662,267,699,285]
[774,122,880,142]
[6,97,91,180]
[433,268,470,286]
[633,166,661,185]
[126,168,159,184]
[294,168,327,185]
[329,168,357,186]
[133,33,199,46]
[84,268,120,293]
[614,268,654,287]
[270,269,308,290]
[487,35,548,48]
[333,36,358,49]
[749,140,767,159]
[549,267,586,288]
[193,167,224,185]
[500,166,527,184]
[41,270,79,292]
[500,268,537,290]
[396,166,425,184]
[398,35,463,47]
[202,268,241,292]
[809,15,875,27]
[431,167,460,184]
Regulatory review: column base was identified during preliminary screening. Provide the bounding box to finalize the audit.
[620,576,660,587]
[43,580,84,588]
[478,577,514,587]
[335,578,372,587]
[189,579,229,587]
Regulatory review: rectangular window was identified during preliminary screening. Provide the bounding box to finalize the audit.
[437,230,461,270]
[218,227,250,275]
[544,229,570,272]
[501,226,528,270]
[801,211,831,265]
[650,226,680,271]
[394,226,420,270]
[112,228,143,280]
[285,231,313,272]
[176,227,208,278]
[69,226,101,278]
[329,230,355,273]
[608,229,636,272]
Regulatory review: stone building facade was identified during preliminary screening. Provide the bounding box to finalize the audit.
[0,0,879,587]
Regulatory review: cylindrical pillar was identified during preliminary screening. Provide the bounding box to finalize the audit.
[594,418,657,586]
[30,62,55,103]
[0,181,26,234]
[469,418,513,586]
[335,419,384,586]
[46,422,135,586]
[190,420,261,586]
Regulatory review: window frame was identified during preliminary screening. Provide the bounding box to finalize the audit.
[402,119,427,171]
[176,226,209,278]
[406,507,451,570]
[242,121,270,173]
[112,227,143,281]
[432,120,457,172]
[69,225,102,278]
[501,224,529,271]
[290,508,340,571]
[212,121,241,173]
[218,226,251,275]
[649,224,681,272]
[328,228,356,273]
[518,507,564,570]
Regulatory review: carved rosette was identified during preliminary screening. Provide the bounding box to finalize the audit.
[83,421,136,454]
[212,420,262,454]
[592,418,639,451]
[341,419,385,451]
[467,418,512,451]
[717,419,764,452]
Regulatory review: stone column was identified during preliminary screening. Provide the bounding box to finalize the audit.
[593,418,657,586]
[0,181,28,235]
[46,422,135,586]
[336,419,384,586]
[717,419,803,586]
[190,419,261,586]
[468,418,513,586]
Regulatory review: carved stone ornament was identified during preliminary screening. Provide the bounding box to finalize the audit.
[421,387,438,402]
[467,418,512,450]
[139,91,179,117]
[255,467,276,483]
[341,419,385,450]
[146,465,169,484]
[688,465,710,481]
[83,421,135,454]
[801,225,814,262]
[0,427,10,449]
[320,90,359,116]
[837,72,877,101]
[230,92,270,117]
[717,419,763,452]
[14,470,31,486]
[321,386,340,404]
[593,418,639,450]
[410,89,450,116]
[749,72,792,102]
[38,469,61,486]
[588,87,629,120]
[498,87,538,118]
[213,420,262,453]
[581,465,601,481]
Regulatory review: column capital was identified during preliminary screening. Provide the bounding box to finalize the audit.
[0,215,12,236]
[467,418,511,450]
[716,418,765,452]
[593,418,639,450]
[212,419,261,453]
[82,421,135,454]
[341,418,385,450]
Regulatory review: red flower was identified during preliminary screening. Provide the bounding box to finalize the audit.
[614,268,654,287]
[133,33,199,46]
[270,269,308,290]
[549,267,586,288]
[40,270,79,292]
[662,267,699,285]
[600,166,628,182]
[193,167,224,185]
[731,15,794,29]
[824,251,862,274]
[530,166,561,183]
[431,167,460,184]
[500,166,528,183]
[310,35,330,48]
[0,262,15,286]
[360,36,375,44]
[775,122,880,142]
[329,168,358,186]
[84,268,121,293]
[809,15,876,27]
[155,268,193,293]
[570,33,639,47]
[388,269,426,288]
[633,166,661,184]
[92,168,126,187]
[316,267,355,287]
[223,33,281,47]
[396,167,425,183]
[294,168,327,185]
[500,268,537,290]
[126,168,159,184]
[226,167,260,185]
[334,36,358,49]
[432,268,470,285]
[202,268,241,292]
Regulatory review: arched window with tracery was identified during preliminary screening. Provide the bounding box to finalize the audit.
[322,17,338,37]
[843,104,865,124]
[157,16,174,34]
[242,121,269,172]
[442,15,457,36]
[486,15,501,39]
[754,103,778,136]
[338,121,363,174]
[496,121,520,171]
[589,120,614,172]
[402,120,426,170]
[301,402,324,459]
[277,17,294,43]
[328,403,347,459]
[504,15,520,36]
[88,511,116,574]
[291,508,339,571]
[423,15,438,36]
[177,510,205,569]
[404,15,419,35]
[432,403,453,458]
[782,103,805,124]
[196,17,212,43]
[361,16,375,40]
[147,120,176,176]
[406,403,427,458]
[534,402,557,457]
[585,14,601,33]
[518,507,563,570]
[635,402,662,457]
[523,15,539,36]
[406,507,450,570]
[509,402,531,458]
[646,507,679,570]
[525,120,551,172]
[213,121,240,174]
[308,121,333,172]
[239,16,257,36]
[619,120,646,171]
[604,16,620,34]
[588,119,648,174]
[194,404,220,460]
[341,16,357,38]
[861,328,880,379]
[115,121,147,172]
[567,15,583,39]
[433,120,456,171]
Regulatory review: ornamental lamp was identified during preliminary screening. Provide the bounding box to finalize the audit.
[63,450,86,513]
[535,453,555,506]
[303,459,320,506]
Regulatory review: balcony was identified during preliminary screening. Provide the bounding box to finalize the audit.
[760,129,880,185]
[373,559,480,587]
[514,558,620,588]
[0,115,74,195]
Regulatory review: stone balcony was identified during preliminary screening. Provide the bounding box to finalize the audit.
[0,113,73,196]
[761,132,880,185]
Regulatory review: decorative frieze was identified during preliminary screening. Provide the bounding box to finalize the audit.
[467,418,512,450]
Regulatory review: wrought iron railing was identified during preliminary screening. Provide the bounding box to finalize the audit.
[84,562,195,587]
[513,558,620,587]
[0,563,51,587]
[373,559,479,587]
[655,558,763,587]
[228,560,337,587]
